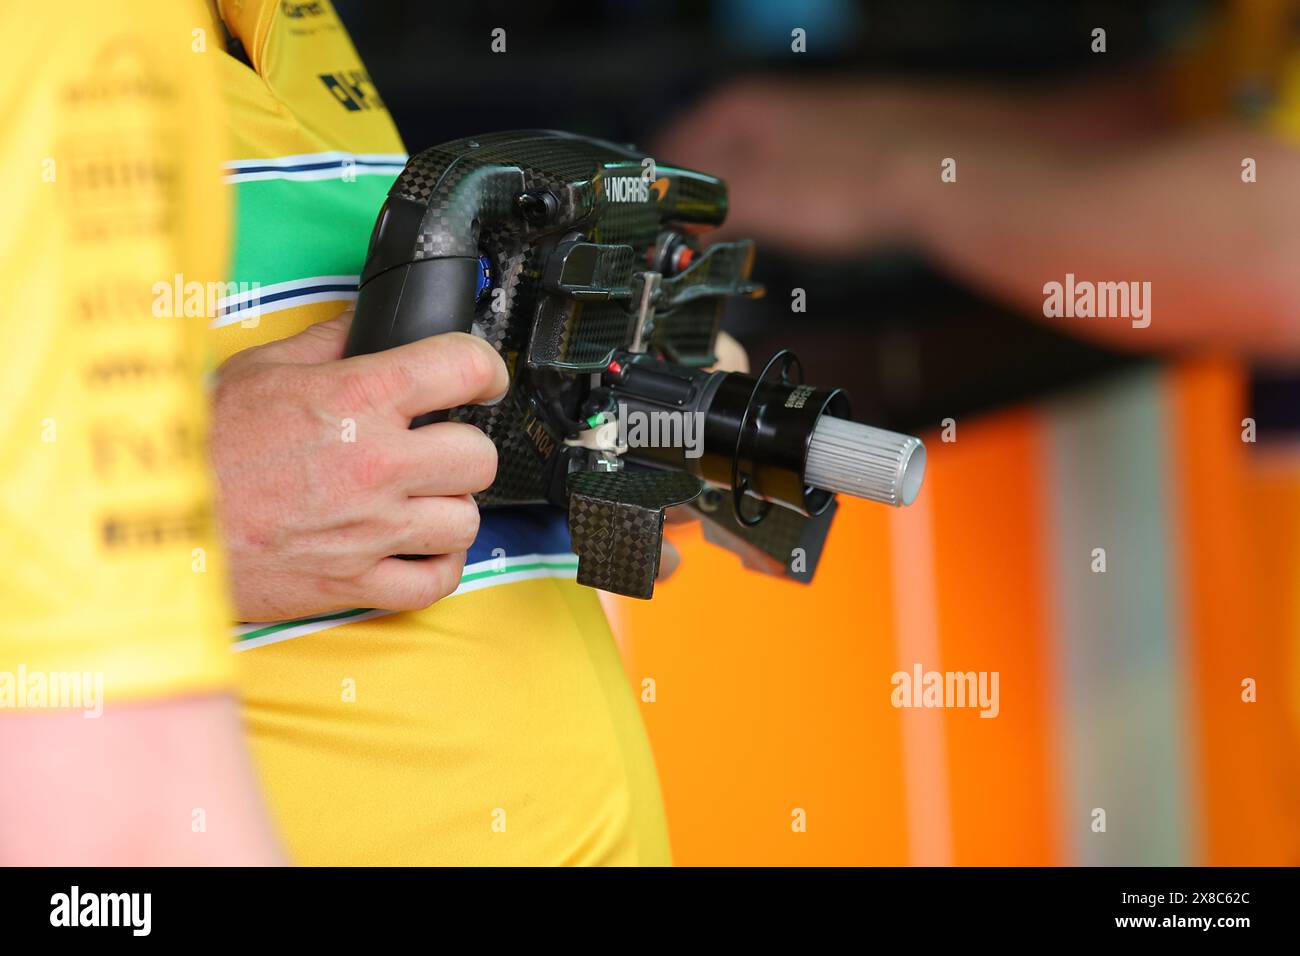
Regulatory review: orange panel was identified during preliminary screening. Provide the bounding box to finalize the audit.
[607,406,1063,865]
[608,365,1300,866]
[1250,455,1300,749]
[1171,357,1300,865]
[926,409,1064,866]
[606,493,907,865]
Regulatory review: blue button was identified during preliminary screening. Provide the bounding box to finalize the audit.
[475,253,492,302]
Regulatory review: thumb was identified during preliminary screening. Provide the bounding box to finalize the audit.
[249,309,356,365]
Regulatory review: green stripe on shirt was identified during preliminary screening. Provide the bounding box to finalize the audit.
[229,176,395,287]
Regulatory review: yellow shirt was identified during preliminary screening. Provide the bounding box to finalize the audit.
[206,0,671,865]
[0,1,234,706]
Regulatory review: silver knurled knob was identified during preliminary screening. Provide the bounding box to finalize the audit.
[804,416,926,507]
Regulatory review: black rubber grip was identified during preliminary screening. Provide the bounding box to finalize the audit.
[345,256,479,424]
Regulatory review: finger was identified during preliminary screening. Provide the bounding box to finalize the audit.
[708,330,750,374]
[391,494,481,556]
[254,309,355,365]
[362,552,466,611]
[344,331,509,420]
[400,422,498,496]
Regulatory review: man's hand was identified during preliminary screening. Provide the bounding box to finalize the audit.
[654,81,927,256]
[211,312,508,621]
[658,79,1300,357]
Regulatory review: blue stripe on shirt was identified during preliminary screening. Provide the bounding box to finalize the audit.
[468,505,572,564]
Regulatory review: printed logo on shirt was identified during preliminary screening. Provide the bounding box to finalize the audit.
[282,0,327,17]
[100,506,212,551]
[319,70,384,112]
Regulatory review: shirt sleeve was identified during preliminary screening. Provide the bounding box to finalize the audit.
[0,0,236,705]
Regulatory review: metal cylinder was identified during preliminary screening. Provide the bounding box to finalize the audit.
[804,416,926,507]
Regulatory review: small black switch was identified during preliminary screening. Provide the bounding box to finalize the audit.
[516,190,559,225]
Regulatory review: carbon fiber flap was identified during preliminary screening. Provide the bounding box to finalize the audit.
[567,470,703,599]
[693,493,838,585]
[542,239,636,301]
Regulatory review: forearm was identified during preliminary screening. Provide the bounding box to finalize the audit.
[0,694,284,866]
[864,73,1172,148]
[892,123,1300,358]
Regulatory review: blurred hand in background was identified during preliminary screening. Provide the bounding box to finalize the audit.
[657,77,1300,361]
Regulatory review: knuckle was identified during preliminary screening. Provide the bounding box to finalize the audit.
[329,369,376,413]
[373,360,417,408]
[213,352,249,389]
[214,358,272,409]
[341,443,397,491]
[408,498,478,554]
[408,557,462,609]
[439,552,467,594]
[331,360,413,415]
[450,499,481,551]
[216,340,275,379]
[466,428,499,491]
[449,334,503,396]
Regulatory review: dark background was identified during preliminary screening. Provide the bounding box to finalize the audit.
[334,0,1227,433]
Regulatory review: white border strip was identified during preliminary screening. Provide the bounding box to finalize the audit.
[225,152,409,170]
[232,553,579,653]
[224,152,408,185]
[226,166,407,184]
[234,608,397,652]
[217,274,359,310]
[210,275,360,328]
